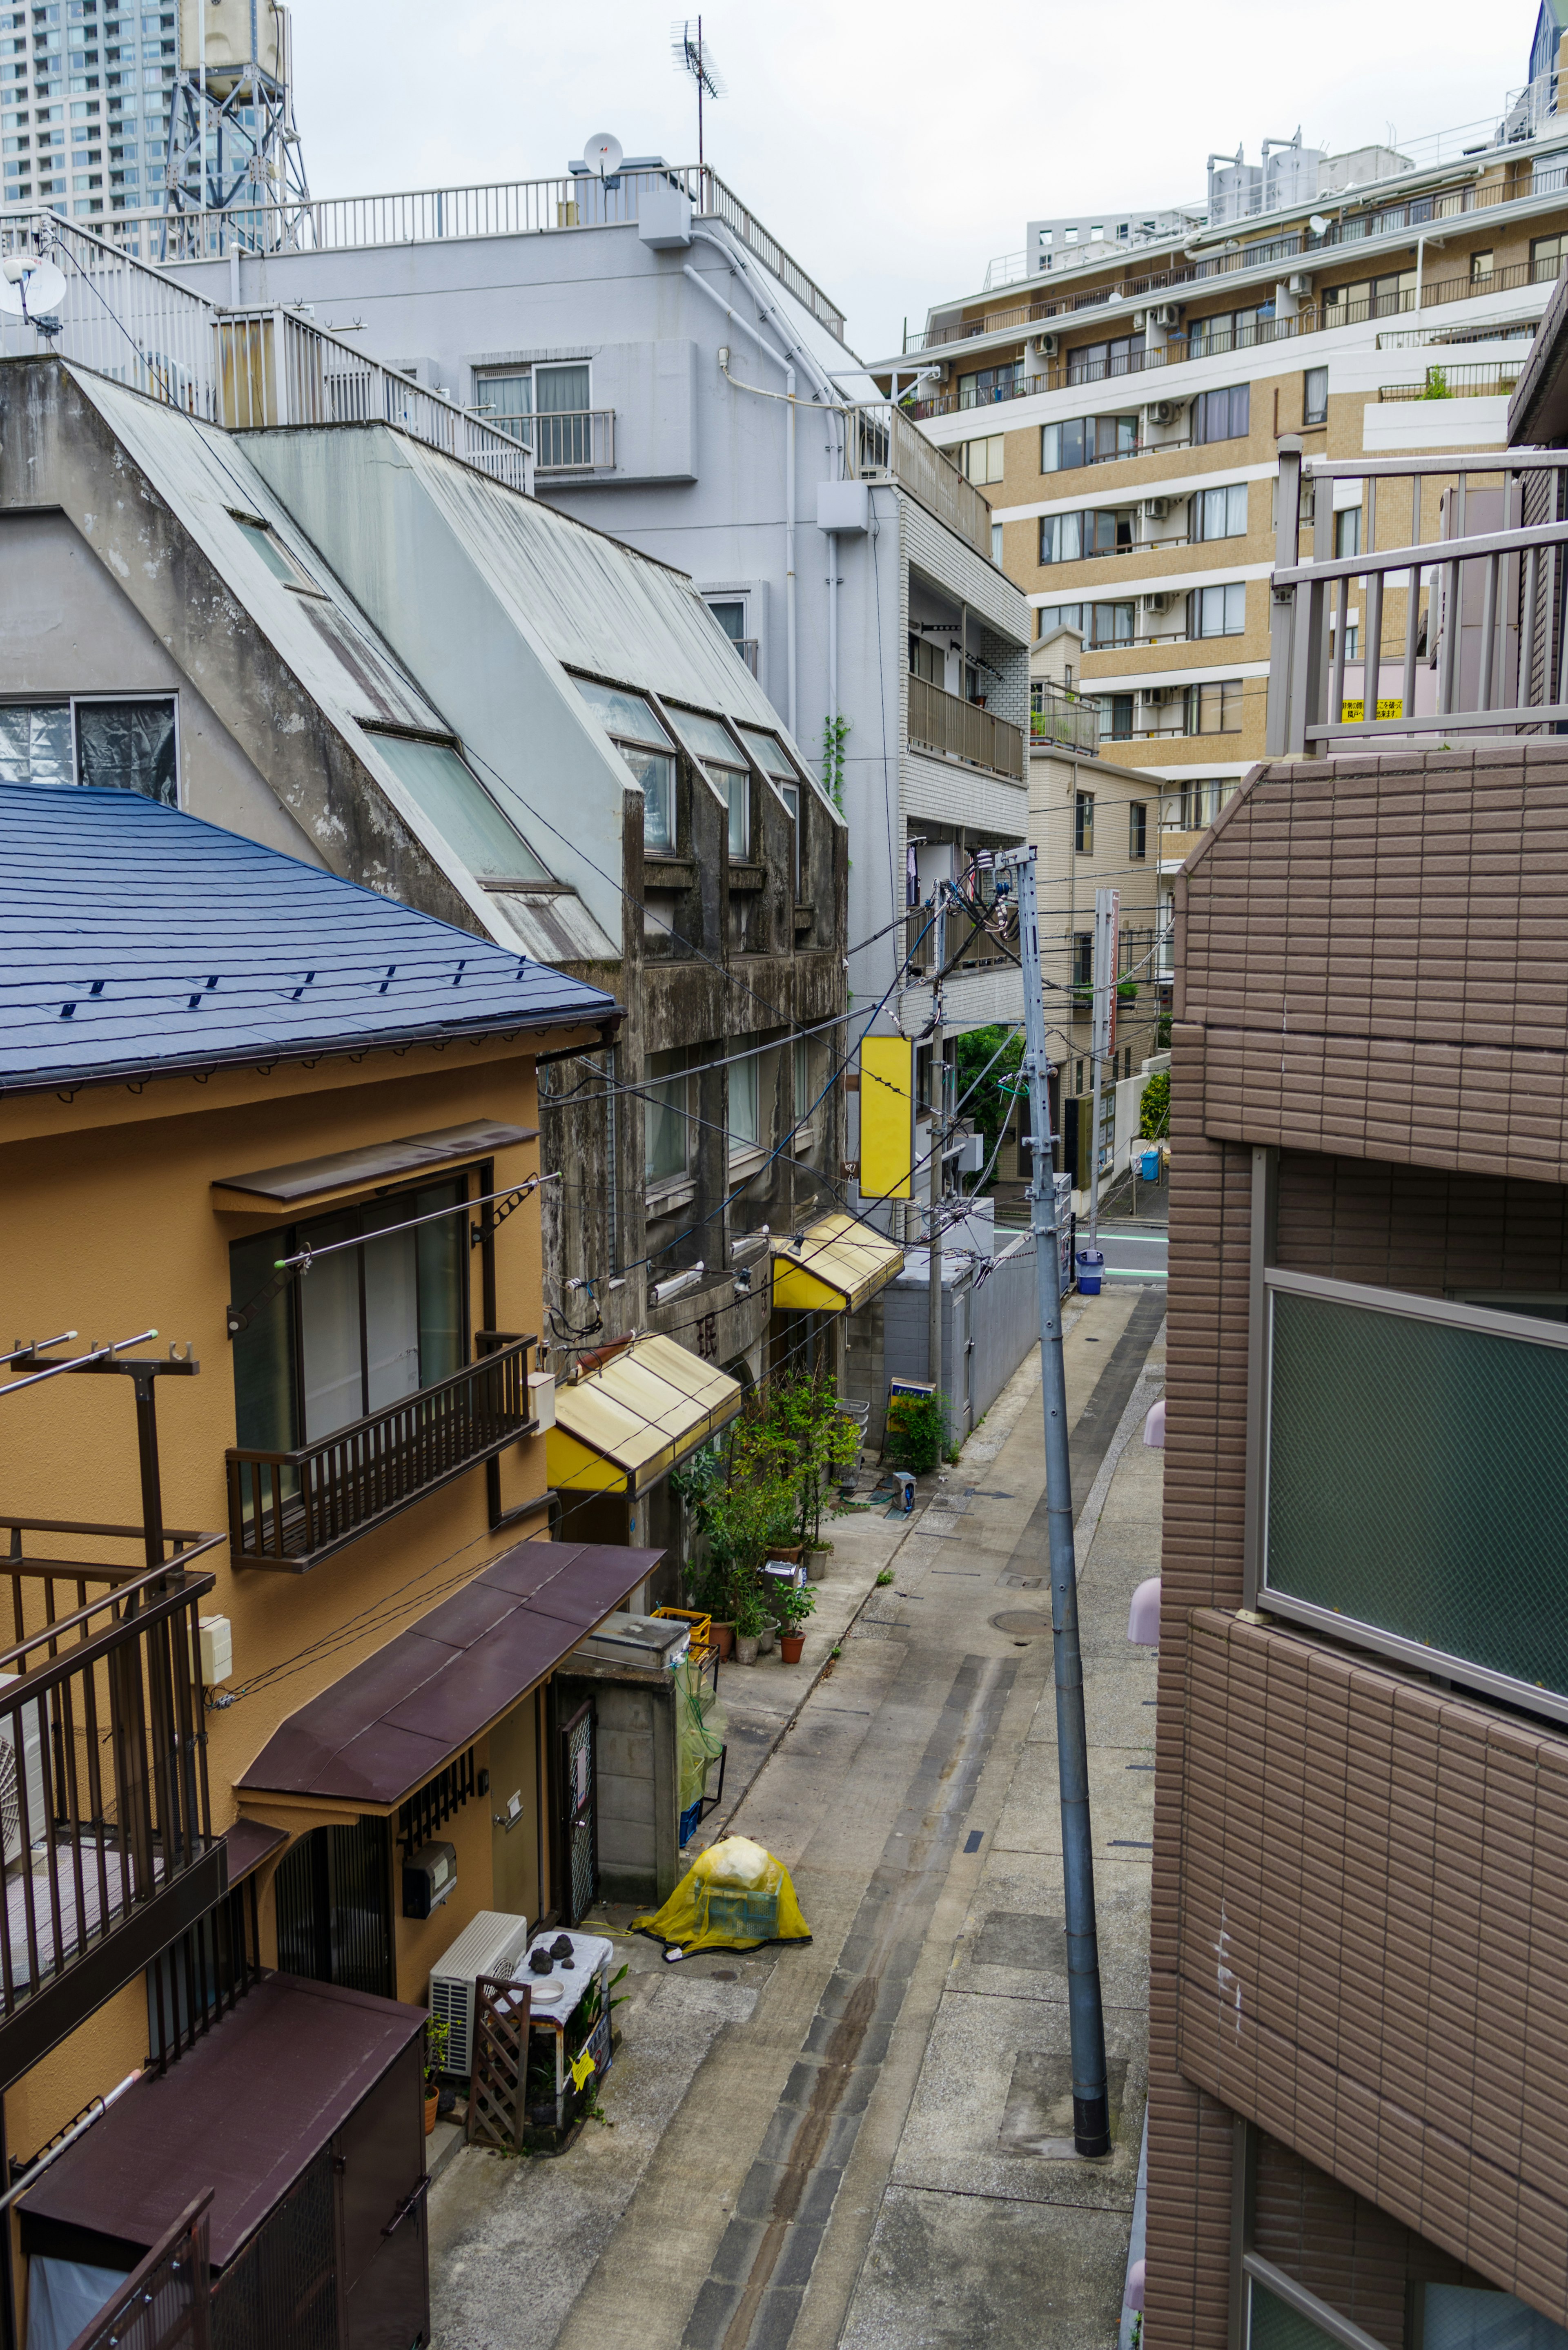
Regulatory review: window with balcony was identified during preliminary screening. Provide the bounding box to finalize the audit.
[1188,581,1247,638]
[1532,232,1566,283]
[1469,248,1494,283]
[572,678,677,854]
[1039,506,1135,564]
[1071,936,1092,989]
[1037,600,1136,649]
[1129,800,1147,858]
[1260,1271,1568,1723]
[0,695,176,801]
[1303,365,1328,426]
[957,358,1022,408]
[1191,480,1249,541]
[1074,790,1094,852]
[230,1185,466,1456]
[1192,383,1250,444]
[1184,678,1243,734]
[1097,693,1131,740]
[1067,333,1145,386]
[1040,413,1138,473]
[476,360,605,467]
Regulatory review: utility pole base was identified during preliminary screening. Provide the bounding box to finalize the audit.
[1074,2096,1112,2158]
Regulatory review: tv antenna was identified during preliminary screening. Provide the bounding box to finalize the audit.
[672,16,725,174]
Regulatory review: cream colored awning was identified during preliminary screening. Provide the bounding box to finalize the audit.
[547,1332,744,1498]
[771,1215,904,1315]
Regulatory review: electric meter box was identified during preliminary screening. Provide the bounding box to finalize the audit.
[403,1838,457,1920]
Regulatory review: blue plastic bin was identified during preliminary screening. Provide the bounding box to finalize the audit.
[1076,1249,1104,1295]
[1140,1148,1160,1182]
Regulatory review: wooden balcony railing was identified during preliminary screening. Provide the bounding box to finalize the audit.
[0,1520,222,2086]
[908,672,1026,780]
[227,1335,537,1572]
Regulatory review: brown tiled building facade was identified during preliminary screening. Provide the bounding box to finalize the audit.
[1148,745,1568,2345]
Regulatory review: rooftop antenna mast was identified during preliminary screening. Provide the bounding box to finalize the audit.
[672,16,725,175]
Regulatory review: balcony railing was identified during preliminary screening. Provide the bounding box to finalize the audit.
[0,1519,221,2083]
[227,1334,536,1571]
[1265,443,1568,753]
[526,408,615,471]
[68,2194,212,2350]
[909,673,1025,780]
[847,402,994,559]
[1030,683,1100,755]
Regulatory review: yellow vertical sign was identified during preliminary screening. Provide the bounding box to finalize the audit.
[860,1036,914,1200]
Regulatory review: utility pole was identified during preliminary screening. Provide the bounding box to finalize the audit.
[927,882,947,1413]
[1086,885,1119,1253]
[998,844,1110,2158]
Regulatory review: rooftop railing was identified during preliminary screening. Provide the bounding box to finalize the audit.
[35,163,848,343]
[1265,443,1568,754]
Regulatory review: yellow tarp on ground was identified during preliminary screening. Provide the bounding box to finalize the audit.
[632,1835,812,1954]
[547,1331,744,1498]
[772,1214,903,1315]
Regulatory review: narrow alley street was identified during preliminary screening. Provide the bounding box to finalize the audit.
[428,1285,1165,2350]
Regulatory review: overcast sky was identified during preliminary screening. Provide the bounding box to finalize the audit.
[295,1,1535,360]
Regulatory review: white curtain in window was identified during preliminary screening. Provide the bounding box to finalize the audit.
[300,1239,362,1440]
[362,1224,421,1414]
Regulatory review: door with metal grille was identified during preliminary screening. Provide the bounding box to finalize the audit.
[556,1699,597,1926]
[273,1820,394,1999]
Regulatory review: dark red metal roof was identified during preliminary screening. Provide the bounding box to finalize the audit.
[236,1540,662,1806]
[222,1818,288,1884]
[19,1974,426,2268]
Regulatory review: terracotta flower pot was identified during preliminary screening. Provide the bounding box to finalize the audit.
[711,1621,735,1660]
[735,1634,760,1666]
[780,1632,806,1664]
[768,1547,802,1564]
[424,2090,439,2136]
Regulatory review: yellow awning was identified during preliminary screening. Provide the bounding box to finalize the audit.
[771,1215,904,1315]
[547,1332,744,1498]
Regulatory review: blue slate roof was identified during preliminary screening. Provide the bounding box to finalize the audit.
[0,787,619,1095]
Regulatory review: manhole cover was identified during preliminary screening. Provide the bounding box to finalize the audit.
[991,1610,1051,1635]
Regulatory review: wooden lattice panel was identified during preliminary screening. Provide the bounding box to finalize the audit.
[465,1973,532,2152]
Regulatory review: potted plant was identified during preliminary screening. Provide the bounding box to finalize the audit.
[733,1576,767,1666]
[423,2009,449,2135]
[777,1581,816,1664]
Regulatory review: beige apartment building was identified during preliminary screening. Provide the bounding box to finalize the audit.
[873,49,1568,944]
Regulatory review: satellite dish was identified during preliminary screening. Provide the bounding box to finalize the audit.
[0,254,67,320]
[583,132,623,179]
[1308,214,1330,237]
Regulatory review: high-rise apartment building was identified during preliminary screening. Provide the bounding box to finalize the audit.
[872,42,1568,990]
[0,0,304,254]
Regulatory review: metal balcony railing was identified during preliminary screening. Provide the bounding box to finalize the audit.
[0,1518,220,2080]
[227,1334,536,1571]
[1029,682,1100,754]
[909,673,1025,780]
[847,402,994,558]
[528,408,615,471]
[1265,444,1568,754]
[45,164,847,343]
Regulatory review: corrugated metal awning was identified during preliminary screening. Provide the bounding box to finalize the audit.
[547,1333,744,1498]
[771,1215,904,1315]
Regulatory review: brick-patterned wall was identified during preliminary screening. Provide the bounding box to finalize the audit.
[1180,1610,1568,2328]
[1253,2130,1486,2348]
[1148,747,1568,2347]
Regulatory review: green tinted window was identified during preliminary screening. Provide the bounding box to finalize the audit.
[1266,1283,1568,1701]
[367,734,548,883]
[1249,2281,1343,2350]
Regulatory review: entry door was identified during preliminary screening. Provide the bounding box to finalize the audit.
[335,2040,429,2350]
[556,1699,597,1927]
[489,1692,541,1927]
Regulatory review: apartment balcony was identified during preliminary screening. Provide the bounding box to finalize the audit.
[226,1333,536,1572]
[0,1519,222,2086]
[1029,682,1100,755]
[847,401,994,559]
[528,408,615,473]
[908,673,1025,781]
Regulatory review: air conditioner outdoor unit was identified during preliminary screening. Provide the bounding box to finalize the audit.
[1143,496,1171,522]
[1038,332,1060,356]
[0,1676,49,1866]
[1286,272,1313,297]
[1150,303,1182,329]
[1146,399,1179,427]
[429,1909,531,2079]
[1143,592,1175,616]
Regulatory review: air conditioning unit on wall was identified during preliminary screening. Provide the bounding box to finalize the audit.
[1143,496,1172,522]
[1143,591,1175,617]
[1149,303,1183,329]
[429,1910,532,2078]
[1038,332,1060,357]
[1145,399,1180,427]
